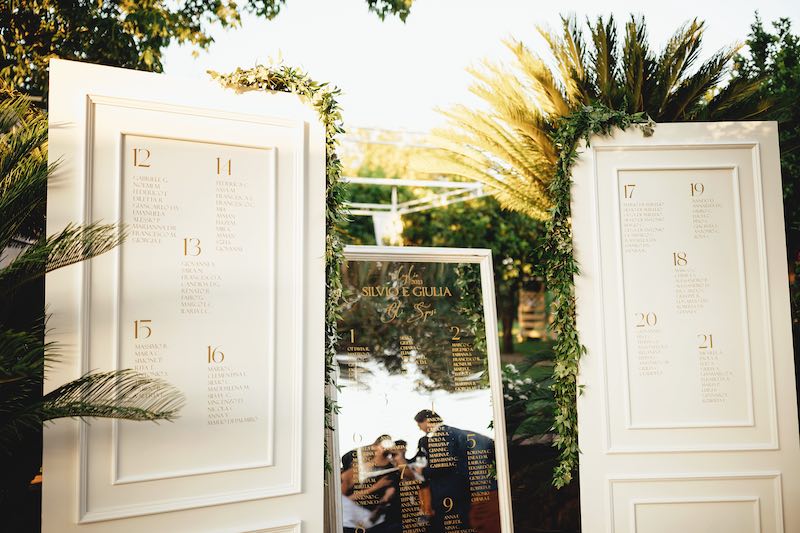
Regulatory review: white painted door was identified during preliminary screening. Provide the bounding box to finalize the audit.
[44,59,326,532]
[571,122,800,532]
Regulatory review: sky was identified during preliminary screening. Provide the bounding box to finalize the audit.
[162,0,800,132]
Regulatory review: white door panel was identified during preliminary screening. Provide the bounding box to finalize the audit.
[45,59,326,532]
[571,122,800,533]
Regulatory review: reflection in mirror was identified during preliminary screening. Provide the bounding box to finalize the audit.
[337,258,505,533]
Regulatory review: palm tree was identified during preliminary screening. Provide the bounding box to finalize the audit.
[0,88,184,517]
[421,15,773,219]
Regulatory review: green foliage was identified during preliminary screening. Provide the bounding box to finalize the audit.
[424,14,773,220]
[365,0,414,22]
[454,262,488,387]
[403,196,543,353]
[0,92,184,465]
[3,367,184,452]
[1,0,414,98]
[501,362,554,442]
[403,196,540,282]
[734,15,800,324]
[338,261,483,393]
[544,105,652,488]
[212,64,347,476]
[338,128,434,245]
[423,13,776,489]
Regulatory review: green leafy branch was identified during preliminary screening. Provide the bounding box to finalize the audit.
[544,104,653,487]
[0,89,185,459]
[211,64,347,476]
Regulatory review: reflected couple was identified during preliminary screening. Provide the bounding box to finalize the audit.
[341,410,500,533]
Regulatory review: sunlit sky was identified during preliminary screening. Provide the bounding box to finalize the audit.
[163,0,800,132]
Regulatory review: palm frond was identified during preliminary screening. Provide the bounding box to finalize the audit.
[425,14,774,222]
[0,104,49,248]
[700,75,775,120]
[0,222,125,296]
[589,15,620,107]
[42,369,185,421]
[621,16,656,113]
[467,61,558,164]
[506,39,571,117]
[650,19,705,115]
[0,106,47,182]
[413,145,551,220]
[0,326,49,385]
[538,17,591,105]
[660,46,739,121]
[0,94,32,134]
[439,105,549,184]
[0,369,185,454]
[0,88,185,462]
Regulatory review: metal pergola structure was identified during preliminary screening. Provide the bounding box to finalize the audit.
[342,176,487,217]
[340,129,490,243]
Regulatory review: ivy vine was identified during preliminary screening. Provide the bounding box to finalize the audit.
[544,105,653,488]
[211,65,347,476]
[455,262,489,388]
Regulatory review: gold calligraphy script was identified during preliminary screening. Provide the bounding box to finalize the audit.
[359,265,452,323]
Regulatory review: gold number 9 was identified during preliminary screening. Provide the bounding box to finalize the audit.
[443,497,454,512]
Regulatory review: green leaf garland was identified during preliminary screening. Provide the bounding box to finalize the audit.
[211,64,347,476]
[544,104,653,488]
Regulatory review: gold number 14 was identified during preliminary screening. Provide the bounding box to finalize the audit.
[216,157,231,176]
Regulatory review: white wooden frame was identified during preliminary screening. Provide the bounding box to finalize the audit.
[326,245,514,532]
[570,122,800,532]
[45,59,326,532]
